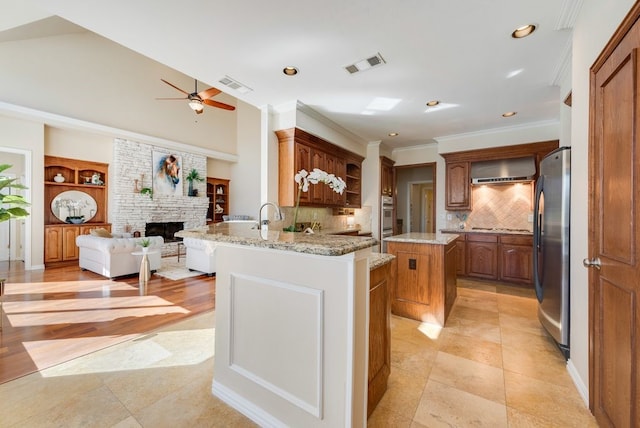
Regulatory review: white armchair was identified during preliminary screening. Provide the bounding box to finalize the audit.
[183,237,216,276]
[76,235,164,279]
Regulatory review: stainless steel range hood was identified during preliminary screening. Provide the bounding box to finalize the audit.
[470,156,536,184]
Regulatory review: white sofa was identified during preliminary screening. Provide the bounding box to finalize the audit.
[76,235,164,279]
[183,237,216,276]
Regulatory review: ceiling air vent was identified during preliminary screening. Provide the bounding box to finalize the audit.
[217,75,253,94]
[344,52,386,74]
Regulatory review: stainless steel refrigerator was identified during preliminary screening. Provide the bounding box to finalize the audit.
[533,146,570,359]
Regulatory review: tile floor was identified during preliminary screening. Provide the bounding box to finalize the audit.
[0,279,598,427]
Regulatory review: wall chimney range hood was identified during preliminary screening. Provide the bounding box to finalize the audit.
[470,156,536,184]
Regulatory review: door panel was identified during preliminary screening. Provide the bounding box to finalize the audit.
[590,13,640,427]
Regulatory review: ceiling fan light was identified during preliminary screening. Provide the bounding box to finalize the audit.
[188,100,204,112]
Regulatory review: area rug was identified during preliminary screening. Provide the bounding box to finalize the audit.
[154,256,204,280]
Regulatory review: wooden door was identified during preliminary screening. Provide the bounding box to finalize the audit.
[589,5,640,426]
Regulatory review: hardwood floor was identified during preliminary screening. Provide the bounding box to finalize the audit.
[0,261,215,385]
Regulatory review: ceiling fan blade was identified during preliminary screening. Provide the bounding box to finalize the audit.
[155,97,188,100]
[197,86,222,100]
[160,78,189,95]
[203,99,236,111]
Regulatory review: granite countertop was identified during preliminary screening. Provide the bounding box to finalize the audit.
[384,232,459,245]
[176,223,377,257]
[369,253,395,270]
[440,228,533,235]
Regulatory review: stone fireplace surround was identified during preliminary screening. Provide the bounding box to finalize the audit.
[112,139,208,256]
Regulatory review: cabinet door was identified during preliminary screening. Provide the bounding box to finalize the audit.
[63,227,80,261]
[500,244,533,284]
[333,156,347,206]
[466,235,498,279]
[455,238,466,276]
[445,162,471,210]
[368,263,391,416]
[45,226,64,263]
[309,148,325,205]
[295,143,312,204]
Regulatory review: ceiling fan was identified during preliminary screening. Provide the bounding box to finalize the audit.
[157,78,235,114]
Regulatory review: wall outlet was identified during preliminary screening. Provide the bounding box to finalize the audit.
[527,213,534,222]
[447,214,452,221]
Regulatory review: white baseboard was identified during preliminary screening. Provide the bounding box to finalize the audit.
[212,381,285,428]
[567,358,589,406]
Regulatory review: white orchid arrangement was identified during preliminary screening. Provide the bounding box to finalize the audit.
[284,168,347,232]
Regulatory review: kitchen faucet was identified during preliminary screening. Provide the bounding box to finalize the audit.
[258,202,283,230]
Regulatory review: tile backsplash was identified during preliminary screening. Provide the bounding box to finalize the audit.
[445,183,533,231]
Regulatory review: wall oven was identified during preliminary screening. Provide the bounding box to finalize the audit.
[381,195,393,252]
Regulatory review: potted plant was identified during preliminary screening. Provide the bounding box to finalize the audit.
[185,168,204,196]
[0,164,29,223]
[139,238,151,254]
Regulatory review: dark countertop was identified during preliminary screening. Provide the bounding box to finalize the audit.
[176,222,377,257]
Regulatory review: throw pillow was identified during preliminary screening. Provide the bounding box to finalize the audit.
[90,228,112,238]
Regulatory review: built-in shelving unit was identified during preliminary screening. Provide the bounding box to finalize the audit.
[207,177,229,223]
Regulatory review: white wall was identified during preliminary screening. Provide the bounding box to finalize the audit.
[0,115,45,269]
[569,0,636,404]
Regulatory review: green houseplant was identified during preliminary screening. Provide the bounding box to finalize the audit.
[0,164,29,223]
[185,168,205,196]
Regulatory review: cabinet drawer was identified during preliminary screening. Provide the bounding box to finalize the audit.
[500,235,532,246]
[467,233,498,243]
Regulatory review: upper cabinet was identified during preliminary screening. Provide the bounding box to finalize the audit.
[380,156,395,197]
[441,140,559,211]
[445,161,471,210]
[276,127,364,208]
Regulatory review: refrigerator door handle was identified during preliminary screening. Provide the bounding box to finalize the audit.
[533,176,544,302]
[583,257,601,270]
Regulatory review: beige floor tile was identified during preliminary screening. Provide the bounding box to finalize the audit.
[413,379,508,427]
[430,351,506,404]
[15,384,132,427]
[448,304,501,326]
[367,405,414,428]
[495,284,536,299]
[443,316,503,343]
[506,406,597,428]
[499,312,549,337]
[502,344,573,388]
[0,371,105,426]
[504,371,598,427]
[496,293,538,318]
[500,325,559,354]
[438,330,503,368]
[454,293,500,313]
[111,416,144,428]
[375,366,428,419]
[457,278,498,293]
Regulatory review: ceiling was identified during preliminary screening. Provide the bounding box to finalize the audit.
[4,0,580,150]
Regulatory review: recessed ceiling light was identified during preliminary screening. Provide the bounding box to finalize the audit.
[283,66,299,76]
[426,100,440,107]
[388,132,399,137]
[511,24,536,39]
[502,111,517,118]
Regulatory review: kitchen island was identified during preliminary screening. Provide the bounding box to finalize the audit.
[385,232,459,326]
[176,223,377,427]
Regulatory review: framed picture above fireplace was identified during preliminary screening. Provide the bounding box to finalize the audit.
[152,151,183,196]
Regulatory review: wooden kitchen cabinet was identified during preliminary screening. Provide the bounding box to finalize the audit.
[444,161,471,210]
[368,259,393,417]
[387,239,457,326]
[380,156,395,196]
[276,127,364,208]
[466,233,498,280]
[454,235,467,276]
[499,235,533,284]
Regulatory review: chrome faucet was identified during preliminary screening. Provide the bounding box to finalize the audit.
[258,202,283,230]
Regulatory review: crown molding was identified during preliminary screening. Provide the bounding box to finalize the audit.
[435,119,559,144]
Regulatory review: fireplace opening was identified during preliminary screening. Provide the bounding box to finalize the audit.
[145,222,184,243]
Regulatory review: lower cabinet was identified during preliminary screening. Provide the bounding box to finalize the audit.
[45,224,111,265]
[499,235,533,284]
[368,260,393,417]
[455,232,533,285]
[466,234,498,280]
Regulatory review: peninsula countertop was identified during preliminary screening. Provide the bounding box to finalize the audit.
[383,232,459,245]
[175,223,377,256]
